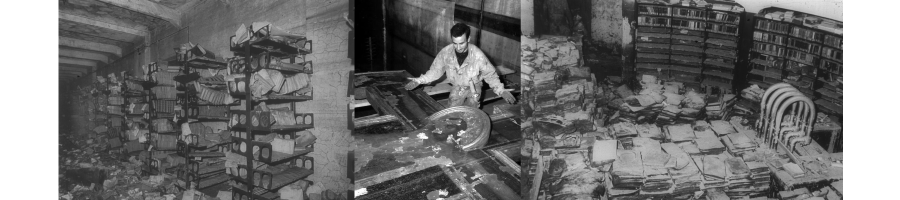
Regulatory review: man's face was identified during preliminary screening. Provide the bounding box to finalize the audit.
[452,35,468,53]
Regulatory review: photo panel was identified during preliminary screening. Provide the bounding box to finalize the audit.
[351,0,524,199]
[521,0,843,200]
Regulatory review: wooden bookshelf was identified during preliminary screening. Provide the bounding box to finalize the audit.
[633,0,744,94]
[751,8,842,116]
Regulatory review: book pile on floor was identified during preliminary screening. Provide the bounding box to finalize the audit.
[704,188,730,200]
[522,35,607,199]
[636,123,665,140]
[705,95,737,120]
[745,161,772,196]
[698,155,728,189]
[611,150,645,190]
[692,121,718,139]
[667,153,702,195]
[722,131,758,156]
[666,124,696,143]
[632,137,662,153]
[723,157,753,197]
[612,122,639,138]
[640,152,674,194]
[696,137,726,155]
[709,120,737,136]
[603,74,715,126]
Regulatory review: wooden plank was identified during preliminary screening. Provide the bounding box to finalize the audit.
[385,0,456,57]
[478,31,521,72]
[359,73,445,130]
[455,4,521,40]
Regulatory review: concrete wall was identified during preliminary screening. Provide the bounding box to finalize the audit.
[621,0,636,78]
[587,0,629,78]
[590,0,622,56]
[533,0,573,36]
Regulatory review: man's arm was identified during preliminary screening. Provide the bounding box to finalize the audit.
[410,49,447,84]
[477,54,506,96]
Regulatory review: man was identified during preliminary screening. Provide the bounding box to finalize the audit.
[405,23,516,108]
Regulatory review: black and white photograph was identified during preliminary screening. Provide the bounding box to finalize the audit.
[350,0,523,199]
[7,0,884,199]
[55,0,354,199]
[519,0,843,199]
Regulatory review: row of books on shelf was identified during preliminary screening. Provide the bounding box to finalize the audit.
[753,35,842,62]
[756,19,842,48]
[638,17,741,35]
[637,2,742,22]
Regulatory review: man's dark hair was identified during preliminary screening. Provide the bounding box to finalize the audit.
[450,23,470,38]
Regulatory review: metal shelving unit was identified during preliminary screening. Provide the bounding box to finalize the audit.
[227,24,316,200]
[169,44,235,194]
[143,62,183,177]
[120,77,152,159]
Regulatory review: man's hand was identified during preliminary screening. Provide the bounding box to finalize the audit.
[404,78,420,90]
[500,90,516,104]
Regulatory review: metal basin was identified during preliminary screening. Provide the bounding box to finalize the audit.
[425,106,491,151]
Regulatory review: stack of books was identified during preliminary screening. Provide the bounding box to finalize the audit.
[592,140,619,167]
[705,95,737,119]
[678,108,702,123]
[746,161,772,193]
[669,157,703,194]
[636,123,666,141]
[612,122,639,138]
[724,157,753,197]
[722,132,758,156]
[704,188,730,200]
[731,99,760,121]
[698,156,728,189]
[611,150,646,189]
[556,83,585,113]
[783,163,806,178]
[640,152,674,194]
[604,174,639,200]
[709,120,737,136]
[632,137,663,154]
[677,141,702,155]
[692,120,712,131]
[657,105,681,124]
[694,128,718,140]
[636,104,664,124]
[667,124,696,143]
[696,137,727,155]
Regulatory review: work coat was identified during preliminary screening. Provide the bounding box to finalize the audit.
[410,44,505,107]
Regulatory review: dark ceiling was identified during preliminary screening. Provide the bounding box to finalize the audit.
[58,0,193,83]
